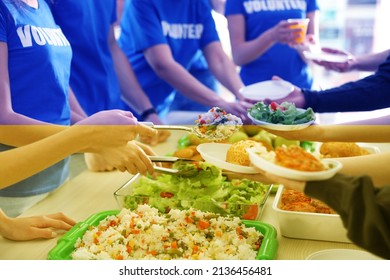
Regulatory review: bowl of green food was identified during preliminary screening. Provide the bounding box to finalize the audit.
[247,101,316,131]
[114,161,272,220]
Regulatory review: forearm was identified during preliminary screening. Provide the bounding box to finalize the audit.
[353,49,390,72]
[337,152,390,186]
[264,125,390,143]
[0,127,86,189]
[69,88,88,122]
[230,28,275,66]
[0,124,66,147]
[206,47,244,97]
[111,42,153,115]
[155,60,222,106]
[303,75,390,112]
[305,173,390,259]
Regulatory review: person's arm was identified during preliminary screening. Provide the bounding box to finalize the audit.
[68,87,88,123]
[226,15,298,66]
[263,124,390,143]
[202,41,243,98]
[304,173,390,259]
[108,26,157,120]
[270,54,390,112]
[108,25,170,145]
[143,44,252,120]
[0,209,76,241]
[0,110,158,188]
[260,171,390,259]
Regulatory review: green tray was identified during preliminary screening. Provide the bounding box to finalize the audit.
[48,210,278,260]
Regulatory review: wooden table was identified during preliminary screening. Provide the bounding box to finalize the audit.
[0,131,385,260]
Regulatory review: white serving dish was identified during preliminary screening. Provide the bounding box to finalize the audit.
[306,249,383,260]
[303,50,351,63]
[247,111,315,131]
[239,80,294,101]
[247,147,342,181]
[272,185,351,243]
[197,143,259,174]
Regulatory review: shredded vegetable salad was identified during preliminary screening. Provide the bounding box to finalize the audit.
[248,101,315,125]
[122,161,270,220]
[72,205,263,260]
[195,107,242,140]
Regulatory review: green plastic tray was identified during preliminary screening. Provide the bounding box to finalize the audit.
[48,210,278,260]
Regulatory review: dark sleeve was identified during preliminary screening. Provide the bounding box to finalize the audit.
[302,55,390,113]
[305,173,390,259]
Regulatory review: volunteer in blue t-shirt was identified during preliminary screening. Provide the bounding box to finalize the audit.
[118,0,252,123]
[0,0,72,217]
[49,0,126,116]
[49,0,170,144]
[225,0,320,89]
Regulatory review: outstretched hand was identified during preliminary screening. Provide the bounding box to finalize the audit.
[0,209,76,241]
[74,110,157,152]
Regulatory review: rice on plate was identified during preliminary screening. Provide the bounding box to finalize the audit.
[72,205,263,260]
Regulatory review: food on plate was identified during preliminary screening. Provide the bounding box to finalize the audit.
[253,145,326,172]
[248,101,315,125]
[195,107,243,140]
[72,205,263,260]
[173,145,203,162]
[320,142,370,158]
[226,140,271,166]
[280,189,336,214]
[121,161,270,219]
[275,145,325,172]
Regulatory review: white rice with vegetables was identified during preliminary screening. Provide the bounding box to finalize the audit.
[195,107,242,140]
[72,205,262,260]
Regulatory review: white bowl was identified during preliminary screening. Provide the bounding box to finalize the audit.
[239,80,294,101]
[247,147,342,181]
[272,185,351,243]
[247,111,315,131]
[197,143,259,174]
[307,249,383,260]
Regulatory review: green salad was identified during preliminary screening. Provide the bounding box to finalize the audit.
[248,101,315,125]
[122,161,271,220]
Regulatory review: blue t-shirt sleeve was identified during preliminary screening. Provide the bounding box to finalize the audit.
[111,0,117,24]
[0,6,8,42]
[307,0,320,13]
[198,0,219,49]
[224,0,244,16]
[124,0,167,52]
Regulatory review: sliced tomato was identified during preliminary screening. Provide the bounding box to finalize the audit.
[242,205,259,220]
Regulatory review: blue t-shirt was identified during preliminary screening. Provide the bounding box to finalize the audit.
[118,0,220,117]
[49,0,126,116]
[0,0,72,197]
[225,0,319,88]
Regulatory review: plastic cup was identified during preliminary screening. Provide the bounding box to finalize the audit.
[287,18,310,44]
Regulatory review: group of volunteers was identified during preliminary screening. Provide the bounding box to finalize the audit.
[0,0,389,259]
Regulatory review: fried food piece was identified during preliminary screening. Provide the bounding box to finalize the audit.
[281,202,317,213]
[226,140,266,166]
[275,145,325,172]
[320,142,370,158]
[280,189,336,214]
[281,189,311,205]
